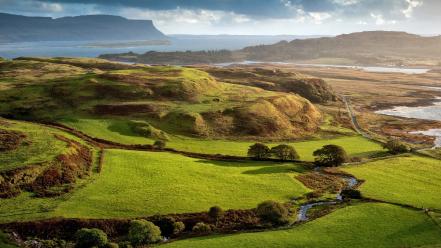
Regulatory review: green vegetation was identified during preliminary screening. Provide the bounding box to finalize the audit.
[162,203,441,248]
[343,156,441,209]
[61,118,385,160]
[75,228,108,248]
[0,120,70,171]
[53,149,308,218]
[256,200,289,225]
[313,144,349,167]
[0,149,308,221]
[0,231,17,248]
[128,220,162,246]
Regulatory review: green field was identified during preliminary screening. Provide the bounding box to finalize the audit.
[162,203,441,248]
[62,118,384,161]
[343,156,441,210]
[0,149,309,221]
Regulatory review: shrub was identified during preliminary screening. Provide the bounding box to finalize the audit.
[153,140,166,149]
[340,189,362,200]
[75,228,108,248]
[208,206,224,223]
[192,222,212,234]
[118,241,133,248]
[248,143,271,160]
[313,145,348,167]
[383,139,410,155]
[256,200,289,225]
[271,144,299,160]
[128,220,162,246]
[103,242,119,248]
[151,215,176,237]
[173,221,186,235]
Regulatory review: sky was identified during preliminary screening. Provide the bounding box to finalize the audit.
[0,0,440,35]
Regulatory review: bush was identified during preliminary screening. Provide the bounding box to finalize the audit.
[313,145,349,167]
[128,220,162,246]
[383,139,410,155]
[192,222,212,234]
[75,228,108,248]
[271,144,299,160]
[38,239,67,248]
[248,143,271,160]
[103,242,119,248]
[208,206,224,223]
[153,140,166,149]
[256,200,289,225]
[118,241,133,248]
[151,215,177,237]
[173,221,186,235]
[340,189,362,200]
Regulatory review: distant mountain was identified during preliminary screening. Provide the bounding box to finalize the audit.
[0,13,167,43]
[242,31,441,64]
[101,31,441,66]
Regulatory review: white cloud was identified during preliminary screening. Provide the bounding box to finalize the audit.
[309,12,332,24]
[40,2,63,12]
[402,0,423,18]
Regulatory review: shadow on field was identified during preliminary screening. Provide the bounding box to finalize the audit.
[195,159,306,175]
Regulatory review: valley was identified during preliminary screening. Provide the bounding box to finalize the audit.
[0,56,440,248]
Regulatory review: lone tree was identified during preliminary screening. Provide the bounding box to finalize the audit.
[271,144,299,161]
[248,143,271,160]
[383,139,410,155]
[208,206,224,224]
[128,220,162,246]
[313,145,348,167]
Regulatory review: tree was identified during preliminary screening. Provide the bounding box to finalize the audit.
[271,144,299,160]
[313,145,348,167]
[383,139,410,155]
[192,222,212,234]
[208,206,224,224]
[248,143,271,159]
[75,228,108,248]
[256,200,289,225]
[172,222,185,236]
[151,215,179,238]
[153,140,166,149]
[128,220,162,246]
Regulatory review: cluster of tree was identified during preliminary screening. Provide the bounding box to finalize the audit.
[248,143,300,161]
[248,143,350,167]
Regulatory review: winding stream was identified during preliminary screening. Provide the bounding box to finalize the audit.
[297,172,359,222]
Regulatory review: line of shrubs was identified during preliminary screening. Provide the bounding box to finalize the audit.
[26,200,291,248]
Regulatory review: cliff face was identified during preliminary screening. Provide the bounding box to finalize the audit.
[0,13,167,42]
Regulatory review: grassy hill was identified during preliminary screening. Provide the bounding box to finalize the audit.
[0,57,322,140]
[343,155,441,209]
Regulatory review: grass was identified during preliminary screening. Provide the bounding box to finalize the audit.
[53,149,309,218]
[162,203,441,248]
[0,231,17,248]
[343,155,441,210]
[0,120,70,171]
[0,149,309,221]
[61,118,384,161]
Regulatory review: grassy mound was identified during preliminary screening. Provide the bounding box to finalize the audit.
[204,67,337,103]
[343,155,441,210]
[0,119,94,199]
[162,203,441,248]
